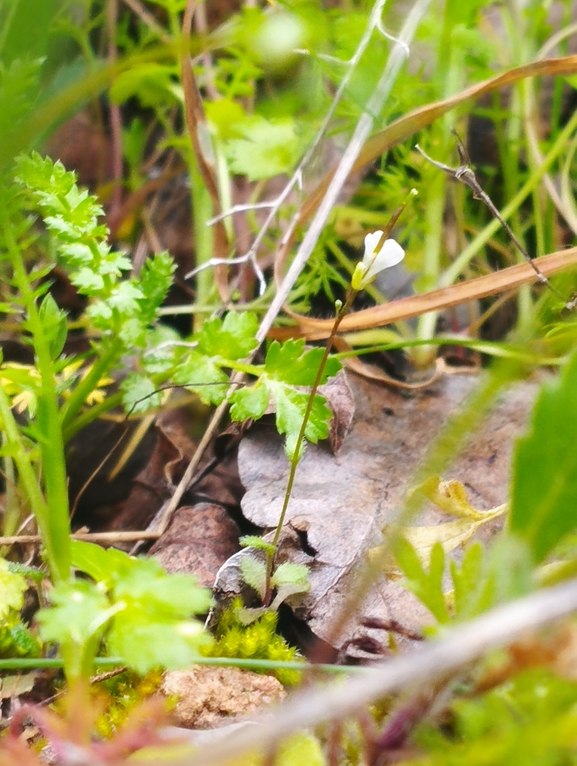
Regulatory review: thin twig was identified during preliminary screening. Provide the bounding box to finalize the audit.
[181,0,229,298]
[186,253,267,296]
[121,0,172,45]
[196,0,410,295]
[0,531,161,545]
[255,0,429,345]
[415,134,570,306]
[159,0,429,539]
[206,201,279,224]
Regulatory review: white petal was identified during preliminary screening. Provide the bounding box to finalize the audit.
[364,238,405,280]
[362,230,385,264]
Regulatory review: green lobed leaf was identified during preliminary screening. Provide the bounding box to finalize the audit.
[225,116,301,181]
[264,339,340,386]
[71,542,212,618]
[239,555,267,600]
[205,97,247,142]
[239,536,276,555]
[509,352,577,562]
[15,153,101,233]
[136,251,175,325]
[70,540,134,587]
[270,563,311,609]
[104,558,211,673]
[111,557,211,617]
[271,562,310,588]
[266,381,334,458]
[86,300,113,325]
[106,281,144,315]
[196,311,260,360]
[65,543,213,674]
[37,579,111,647]
[120,373,161,414]
[58,242,92,267]
[106,608,209,674]
[174,350,229,405]
[70,267,104,294]
[118,317,146,347]
[13,153,151,350]
[98,246,132,276]
[394,538,450,624]
[229,381,269,421]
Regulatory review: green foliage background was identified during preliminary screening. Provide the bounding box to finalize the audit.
[0,0,577,763]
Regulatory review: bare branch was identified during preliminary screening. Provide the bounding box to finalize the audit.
[255,0,431,344]
[199,0,412,297]
[416,135,571,307]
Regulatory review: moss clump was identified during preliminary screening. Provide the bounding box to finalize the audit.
[0,558,41,658]
[204,599,303,686]
[93,670,165,739]
[0,619,41,658]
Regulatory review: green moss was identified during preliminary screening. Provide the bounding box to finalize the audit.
[0,620,42,658]
[93,670,165,739]
[204,599,304,686]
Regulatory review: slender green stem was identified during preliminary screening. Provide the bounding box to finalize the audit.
[60,340,123,434]
[1,210,71,581]
[0,655,366,675]
[1,435,19,540]
[271,292,356,549]
[62,390,124,443]
[189,155,215,333]
[0,386,53,559]
[263,292,357,605]
[413,170,445,368]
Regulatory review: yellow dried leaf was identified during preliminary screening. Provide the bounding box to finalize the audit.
[371,503,506,576]
[411,476,508,521]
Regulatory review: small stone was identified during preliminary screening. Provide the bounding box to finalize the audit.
[161,666,286,730]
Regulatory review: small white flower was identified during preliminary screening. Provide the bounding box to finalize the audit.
[351,231,405,290]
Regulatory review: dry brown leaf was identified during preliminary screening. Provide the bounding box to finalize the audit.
[149,503,241,588]
[269,247,577,341]
[319,370,355,455]
[238,372,541,651]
